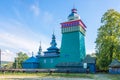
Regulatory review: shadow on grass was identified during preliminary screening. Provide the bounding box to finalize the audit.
[45,73,94,79]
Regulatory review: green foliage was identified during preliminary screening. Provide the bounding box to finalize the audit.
[13,52,28,69]
[95,9,120,70]
[2,62,13,69]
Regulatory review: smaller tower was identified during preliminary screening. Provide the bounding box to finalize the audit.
[38,42,42,55]
[44,33,59,56]
[39,33,60,68]
[32,52,34,57]
[50,33,57,49]
[36,42,42,57]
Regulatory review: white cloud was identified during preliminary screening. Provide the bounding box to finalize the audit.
[29,1,54,25]
[12,6,24,22]
[43,12,53,24]
[0,1,56,61]
[0,30,50,55]
[86,49,95,54]
[0,31,54,61]
[1,49,16,61]
[30,4,40,16]
[0,32,36,51]
[0,18,52,59]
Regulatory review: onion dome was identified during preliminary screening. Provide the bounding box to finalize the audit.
[68,8,80,21]
[47,33,59,51]
[43,33,60,57]
[50,33,57,47]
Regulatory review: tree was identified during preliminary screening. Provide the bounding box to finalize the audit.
[95,9,120,70]
[13,52,28,69]
[3,62,13,69]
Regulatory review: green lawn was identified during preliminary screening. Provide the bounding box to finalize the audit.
[0,72,94,78]
[105,74,120,80]
[0,72,120,80]
[94,73,120,80]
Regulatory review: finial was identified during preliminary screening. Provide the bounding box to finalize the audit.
[73,3,75,9]
[32,52,34,57]
[52,32,55,40]
[72,4,77,13]
[38,41,42,55]
[53,31,54,35]
[40,41,41,47]
[39,41,42,50]
[52,27,55,35]
[50,32,57,47]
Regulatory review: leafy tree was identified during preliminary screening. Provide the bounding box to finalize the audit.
[13,52,28,69]
[95,9,120,70]
[3,62,13,69]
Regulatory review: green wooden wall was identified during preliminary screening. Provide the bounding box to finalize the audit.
[60,31,86,63]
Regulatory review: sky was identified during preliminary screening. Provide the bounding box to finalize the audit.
[0,0,120,61]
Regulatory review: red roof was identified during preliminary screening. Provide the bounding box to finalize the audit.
[61,19,87,30]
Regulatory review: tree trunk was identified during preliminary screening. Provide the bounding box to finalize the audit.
[109,44,113,63]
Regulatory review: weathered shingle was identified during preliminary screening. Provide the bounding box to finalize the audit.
[109,59,120,67]
[82,55,96,63]
[23,56,38,63]
[56,62,83,67]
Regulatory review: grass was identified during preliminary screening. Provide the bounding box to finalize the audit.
[47,73,94,78]
[106,74,120,80]
[0,72,94,78]
[0,72,120,80]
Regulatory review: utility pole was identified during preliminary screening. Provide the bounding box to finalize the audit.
[15,58,17,69]
[0,49,1,68]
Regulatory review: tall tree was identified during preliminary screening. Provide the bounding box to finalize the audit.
[95,9,120,70]
[13,52,28,69]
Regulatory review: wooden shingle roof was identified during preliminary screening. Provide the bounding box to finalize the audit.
[82,55,96,63]
[109,59,120,68]
[56,62,83,67]
[23,56,38,63]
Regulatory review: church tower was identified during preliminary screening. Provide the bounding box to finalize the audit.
[36,42,42,57]
[60,8,86,62]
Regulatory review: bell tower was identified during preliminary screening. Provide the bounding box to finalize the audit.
[60,8,86,62]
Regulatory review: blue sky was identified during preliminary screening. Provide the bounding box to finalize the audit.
[0,0,120,61]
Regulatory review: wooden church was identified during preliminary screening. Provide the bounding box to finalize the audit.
[22,8,96,73]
